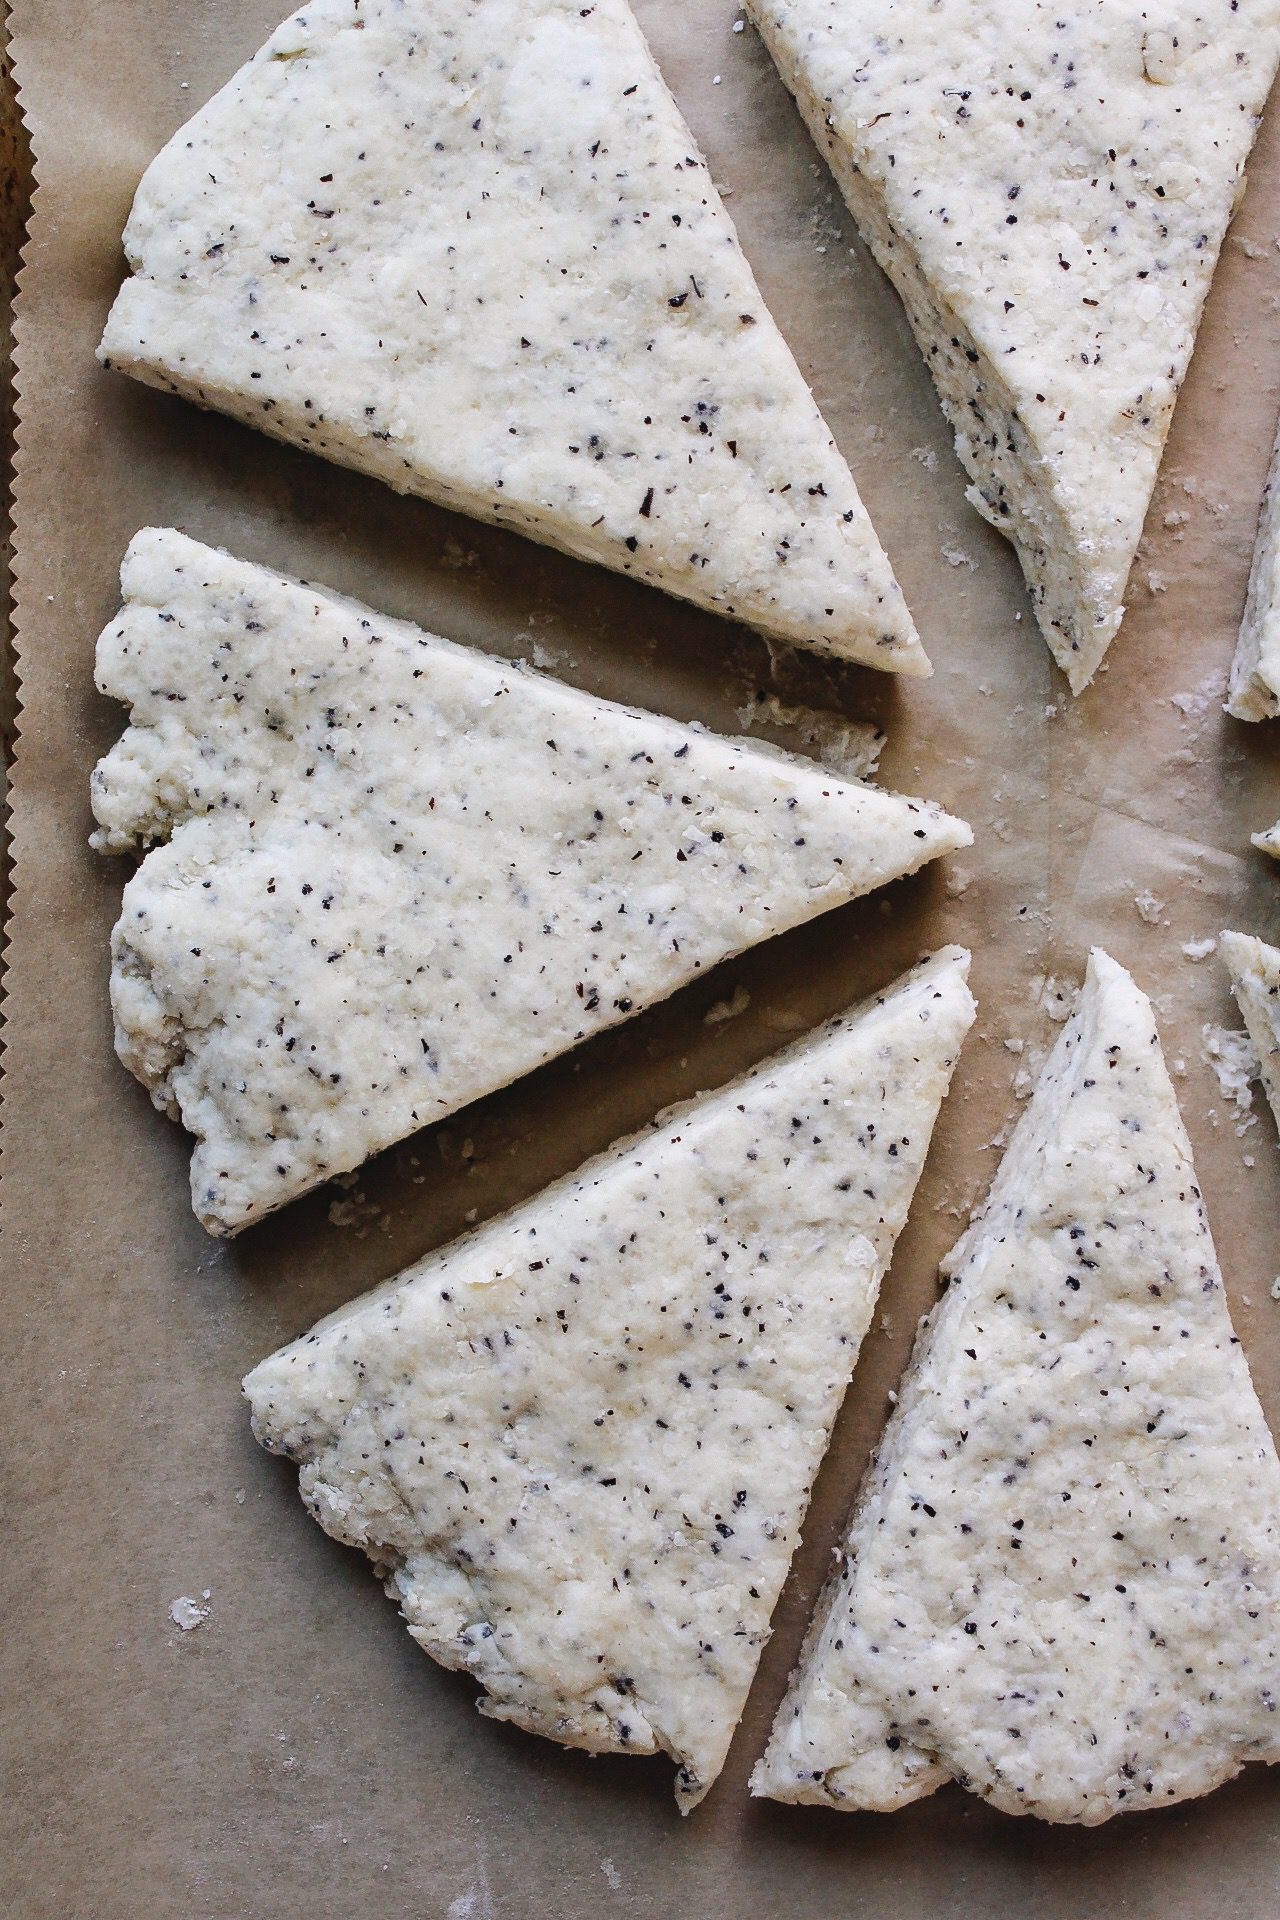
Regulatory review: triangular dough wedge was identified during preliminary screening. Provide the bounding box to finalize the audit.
[755,948,1280,1823]
[746,1,1280,690]
[1251,823,1280,860]
[98,0,928,676]
[91,530,970,1235]
[244,948,976,1810]
[1229,415,1280,718]
[1220,929,1280,1133]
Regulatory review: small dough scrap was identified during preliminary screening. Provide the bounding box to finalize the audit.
[99,0,929,675]
[91,530,970,1235]
[1220,929,1280,1134]
[1250,821,1280,860]
[746,0,1280,690]
[1229,415,1280,719]
[245,949,977,1810]
[755,948,1280,1824]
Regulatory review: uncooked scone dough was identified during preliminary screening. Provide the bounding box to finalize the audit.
[91,530,971,1234]
[746,0,1280,690]
[99,0,929,675]
[1229,413,1280,718]
[1220,929,1280,1135]
[755,948,1280,1824]
[245,949,977,1810]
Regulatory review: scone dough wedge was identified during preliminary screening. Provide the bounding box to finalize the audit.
[1229,414,1280,718]
[98,0,929,676]
[1220,929,1280,1134]
[755,948,1280,1824]
[91,530,971,1235]
[245,948,977,1810]
[746,1,1280,691]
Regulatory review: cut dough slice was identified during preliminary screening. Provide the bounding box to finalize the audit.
[91,529,970,1235]
[1220,929,1280,1134]
[755,947,1280,1824]
[746,1,1280,690]
[244,948,977,1810]
[1251,823,1280,860]
[98,0,928,676]
[1230,414,1280,718]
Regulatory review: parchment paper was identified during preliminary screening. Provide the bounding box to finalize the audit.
[6,4,1280,1915]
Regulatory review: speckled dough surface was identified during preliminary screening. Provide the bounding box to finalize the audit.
[1228,414,1280,718]
[1220,930,1280,1134]
[746,0,1280,690]
[244,949,976,1810]
[91,530,970,1235]
[98,0,929,675]
[754,949,1280,1824]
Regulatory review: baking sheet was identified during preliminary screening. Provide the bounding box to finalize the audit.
[6,3,1280,1914]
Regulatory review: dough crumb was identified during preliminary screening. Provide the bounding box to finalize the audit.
[327,1176,386,1233]
[327,1195,382,1231]
[1170,669,1228,722]
[1133,890,1167,925]
[762,1004,817,1034]
[911,446,939,472]
[1234,233,1269,259]
[1201,1024,1260,1136]
[732,691,884,780]
[1033,974,1077,1023]
[169,1594,210,1632]
[1181,937,1218,962]
[1270,1277,1280,1301]
[704,985,751,1027]
[600,1860,622,1892]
